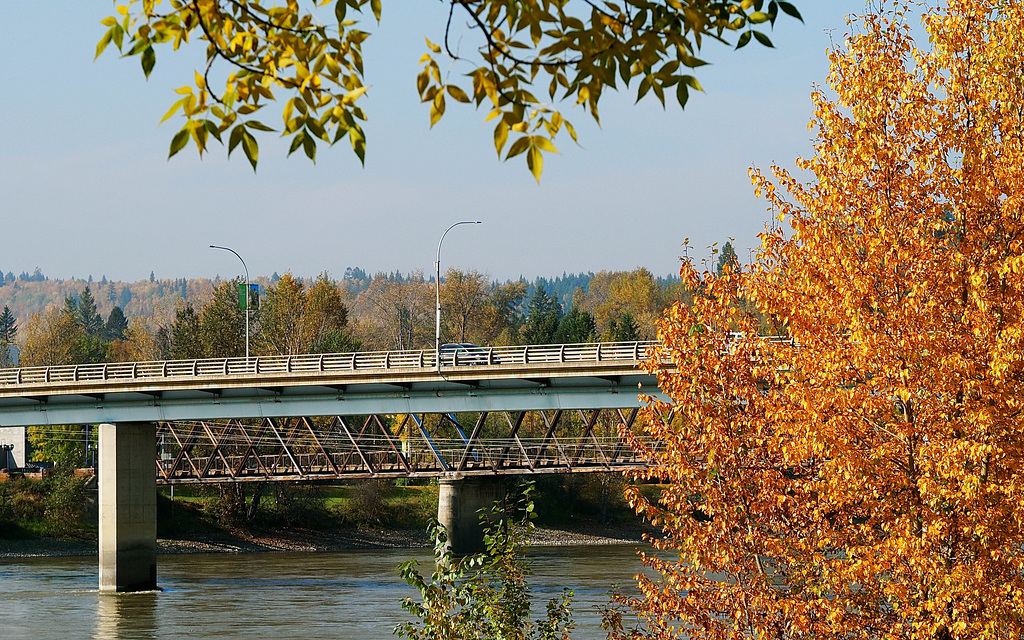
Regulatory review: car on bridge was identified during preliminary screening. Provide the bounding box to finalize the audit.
[438,343,499,366]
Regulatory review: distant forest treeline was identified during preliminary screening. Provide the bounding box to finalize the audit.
[0,267,682,327]
[0,265,694,367]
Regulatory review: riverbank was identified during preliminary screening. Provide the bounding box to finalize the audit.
[0,522,649,559]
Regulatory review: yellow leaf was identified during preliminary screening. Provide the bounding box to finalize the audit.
[532,136,559,153]
[343,86,369,104]
[429,92,445,127]
[527,145,543,182]
[494,121,509,156]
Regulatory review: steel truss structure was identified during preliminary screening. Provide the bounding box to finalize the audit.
[156,408,650,484]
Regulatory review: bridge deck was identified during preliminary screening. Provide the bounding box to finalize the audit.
[0,342,666,426]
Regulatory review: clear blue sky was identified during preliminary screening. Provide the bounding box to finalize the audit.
[0,2,867,283]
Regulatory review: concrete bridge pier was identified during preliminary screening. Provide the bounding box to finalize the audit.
[437,476,507,556]
[98,422,158,592]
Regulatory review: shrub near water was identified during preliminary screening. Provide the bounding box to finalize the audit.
[334,481,438,529]
[396,485,576,640]
[0,474,93,539]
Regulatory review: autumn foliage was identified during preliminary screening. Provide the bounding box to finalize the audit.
[627,1,1024,638]
[98,0,799,179]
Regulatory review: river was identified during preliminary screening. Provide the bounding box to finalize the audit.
[1,544,647,640]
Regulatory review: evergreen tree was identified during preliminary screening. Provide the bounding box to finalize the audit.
[554,306,597,344]
[520,285,562,345]
[610,310,641,341]
[310,328,362,354]
[0,305,16,367]
[154,325,172,360]
[76,333,108,364]
[715,240,740,276]
[117,285,133,309]
[62,294,78,317]
[200,281,247,358]
[0,306,17,344]
[104,307,129,341]
[169,303,204,359]
[75,286,104,336]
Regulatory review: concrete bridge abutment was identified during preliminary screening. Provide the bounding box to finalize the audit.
[99,422,158,592]
[437,476,507,556]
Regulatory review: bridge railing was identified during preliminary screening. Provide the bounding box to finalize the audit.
[0,341,660,386]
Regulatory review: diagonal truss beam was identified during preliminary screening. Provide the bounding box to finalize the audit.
[155,407,651,484]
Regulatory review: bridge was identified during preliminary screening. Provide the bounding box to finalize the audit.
[0,341,665,592]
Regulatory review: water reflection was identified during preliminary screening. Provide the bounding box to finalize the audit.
[94,591,158,640]
[2,545,644,640]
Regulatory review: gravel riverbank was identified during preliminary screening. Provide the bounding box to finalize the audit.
[0,524,648,559]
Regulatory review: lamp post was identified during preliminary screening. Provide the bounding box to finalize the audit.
[435,221,481,372]
[209,244,251,361]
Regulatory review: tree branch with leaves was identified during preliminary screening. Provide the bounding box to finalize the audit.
[98,0,800,180]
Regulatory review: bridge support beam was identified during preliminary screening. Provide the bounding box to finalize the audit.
[437,476,506,556]
[99,422,157,592]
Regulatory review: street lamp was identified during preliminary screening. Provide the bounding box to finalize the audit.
[435,221,481,373]
[209,244,251,361]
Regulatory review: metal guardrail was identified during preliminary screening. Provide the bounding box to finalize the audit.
[0,341,659,387]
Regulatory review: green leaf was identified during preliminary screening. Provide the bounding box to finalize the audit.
[676,83,690,109]
[748,11,770,24]
[242,131,259,171]
[350,127,366,165]
[168,129,189,159]
[735,31,752,50]
[95,30,113,60]
[228,124,246,156]
[126,38,148,56]
[245,120,276,132]
[370,0,382,21]
[636,76,652,103]
[505,136,530,160]
[778,1,803,22]
[447,84,470,103]
[288,131,306,157]
[753,30,774,48]
[203,119,222,143]
[141,45,156,78]
[335,0,347,22]
[302,133,316,161]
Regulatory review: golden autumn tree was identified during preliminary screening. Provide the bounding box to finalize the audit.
[96,0,800,179]
[626,1,1024,638]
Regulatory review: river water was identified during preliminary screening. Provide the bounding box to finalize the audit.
[1,544,647,640]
